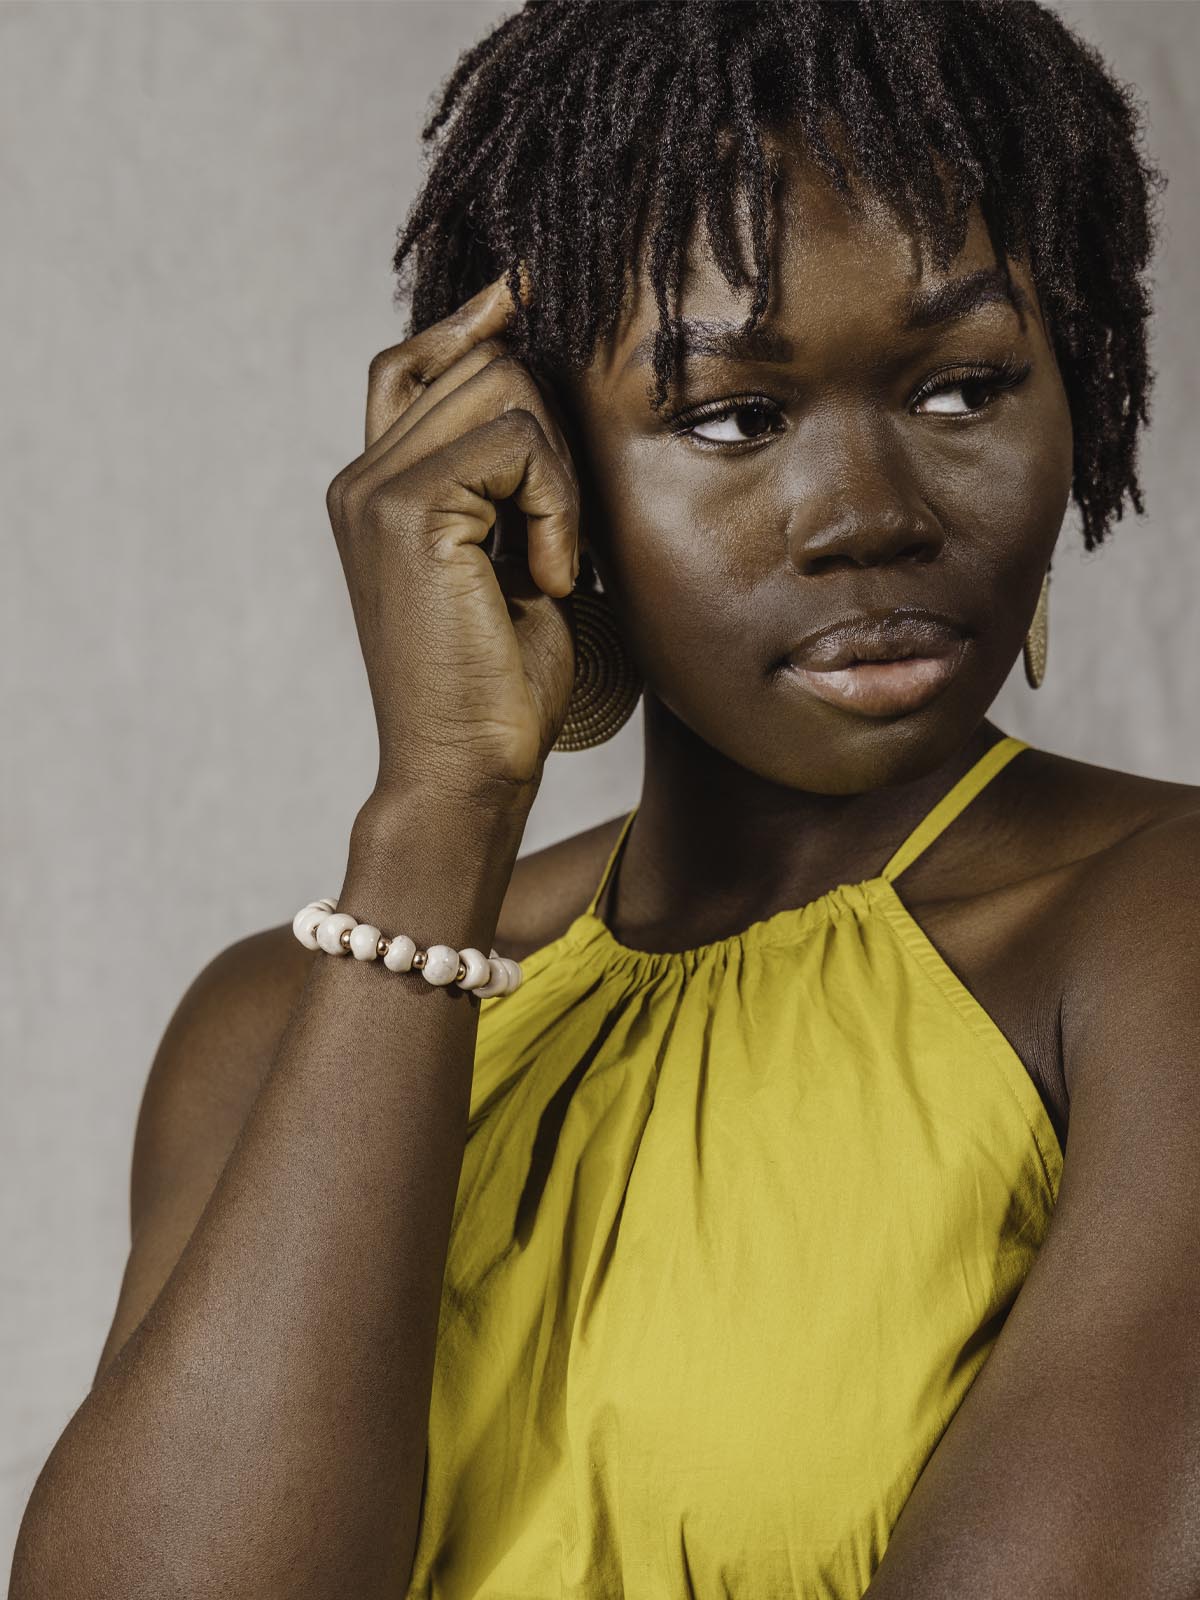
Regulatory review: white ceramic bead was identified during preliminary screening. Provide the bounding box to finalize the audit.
[383,933,417,972]
[474,956,513,998]
[297,911,517,996]
[293,904,327,950]
[348,923,382,961]
[421,944,462,986]
[456,948,491,990]
[317,912,357,955]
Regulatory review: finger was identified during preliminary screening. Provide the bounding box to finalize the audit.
[367,342,576,481]
[375,409,579,599]
[365,265,532,450]
[352,360,580,580]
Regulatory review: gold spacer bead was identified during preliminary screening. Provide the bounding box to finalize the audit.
[412,949,427,969]
[339,928,352,950]
[455,960,467,983]
[377,935,389,958]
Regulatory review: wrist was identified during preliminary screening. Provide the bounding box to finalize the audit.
[368,762,543,822]
[341,788,530,955]
[353,780,533,859]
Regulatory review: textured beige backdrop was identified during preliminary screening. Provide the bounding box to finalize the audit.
[2,0,1196,1576]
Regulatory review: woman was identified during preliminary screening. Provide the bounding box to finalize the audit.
[14,2,1198,1597]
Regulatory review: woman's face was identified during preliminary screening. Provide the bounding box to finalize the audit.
[553,137,1075,795]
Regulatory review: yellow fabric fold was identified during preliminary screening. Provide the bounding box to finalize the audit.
[406,735,1062,1599]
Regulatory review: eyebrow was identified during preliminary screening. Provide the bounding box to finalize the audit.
[905,267,1032,332]
[622,267,1031,371]
[623,321,794,372]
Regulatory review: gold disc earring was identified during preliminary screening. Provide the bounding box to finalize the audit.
[552,587,644,752]
[1023,567,1050,690]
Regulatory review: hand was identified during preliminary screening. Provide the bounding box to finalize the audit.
[325,271,581,811]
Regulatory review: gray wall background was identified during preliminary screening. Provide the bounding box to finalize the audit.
[2,0,1196,1576]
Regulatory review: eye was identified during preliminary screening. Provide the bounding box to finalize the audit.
[912,358,1032,417]
[669,398,785,448]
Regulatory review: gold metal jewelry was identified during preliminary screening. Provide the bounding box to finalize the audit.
[1023,567,1050,690]
[552,588,644,751]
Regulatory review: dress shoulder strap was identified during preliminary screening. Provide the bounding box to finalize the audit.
[880,734,1030,885]
[585,807,639,918]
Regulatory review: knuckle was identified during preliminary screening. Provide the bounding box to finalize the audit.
[367,349,395,389]
[368,345,403,381]
[503,405,541,441]
[370,345,423,404]
[474,336,509,365]
[325,469,350,522]
[359,478,426,547]
[361,479,400,530]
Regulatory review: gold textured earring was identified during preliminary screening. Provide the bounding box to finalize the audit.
[1023,567,1050,690]
[552,584,643,752]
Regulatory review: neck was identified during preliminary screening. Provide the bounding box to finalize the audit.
[604,698,1008,949]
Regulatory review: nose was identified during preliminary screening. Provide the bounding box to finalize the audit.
[784,432,944,575]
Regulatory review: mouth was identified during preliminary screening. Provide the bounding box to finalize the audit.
[782,645,969,716]
[778,609,971,718]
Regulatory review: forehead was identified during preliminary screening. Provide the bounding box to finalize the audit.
[592,126,1038,383]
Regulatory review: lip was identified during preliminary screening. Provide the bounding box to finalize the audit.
[784,608,970,671]
[783,644,969,717]
[779,608,972,718]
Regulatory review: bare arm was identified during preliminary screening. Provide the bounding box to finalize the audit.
[13,267,584,1600]
[862,811,1200,1598]
[10,793,529,1600]
[88,925,314,1396]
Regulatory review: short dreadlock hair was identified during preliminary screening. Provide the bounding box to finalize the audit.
[391,0,1165,552]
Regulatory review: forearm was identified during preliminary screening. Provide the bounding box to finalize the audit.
[12,790,529,1600]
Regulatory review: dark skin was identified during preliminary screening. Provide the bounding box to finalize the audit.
[52,137,1199,1599]
[493,140,1160,1143]
[490,139,1200,1592]
[530,142,1089,1103]
[566,158,1066,803]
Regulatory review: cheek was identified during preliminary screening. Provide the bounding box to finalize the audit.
[626,536,741,699]
[922,396,1073,596]
[581,431,735,584]
[586,443,763,677]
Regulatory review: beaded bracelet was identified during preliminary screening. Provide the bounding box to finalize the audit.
[291,899,523,998]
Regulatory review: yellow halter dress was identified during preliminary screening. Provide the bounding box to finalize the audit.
[406,733,1064,1599]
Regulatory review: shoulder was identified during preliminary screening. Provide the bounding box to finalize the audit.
[1039,751,1200,1104]
[169,923,315,1069]
[994,741,1200,871]
[493,812,628,962]
[94,924,313,1385]
[131,921,315,1218]
[955,740,1200,928]
[136,923,313,1181]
